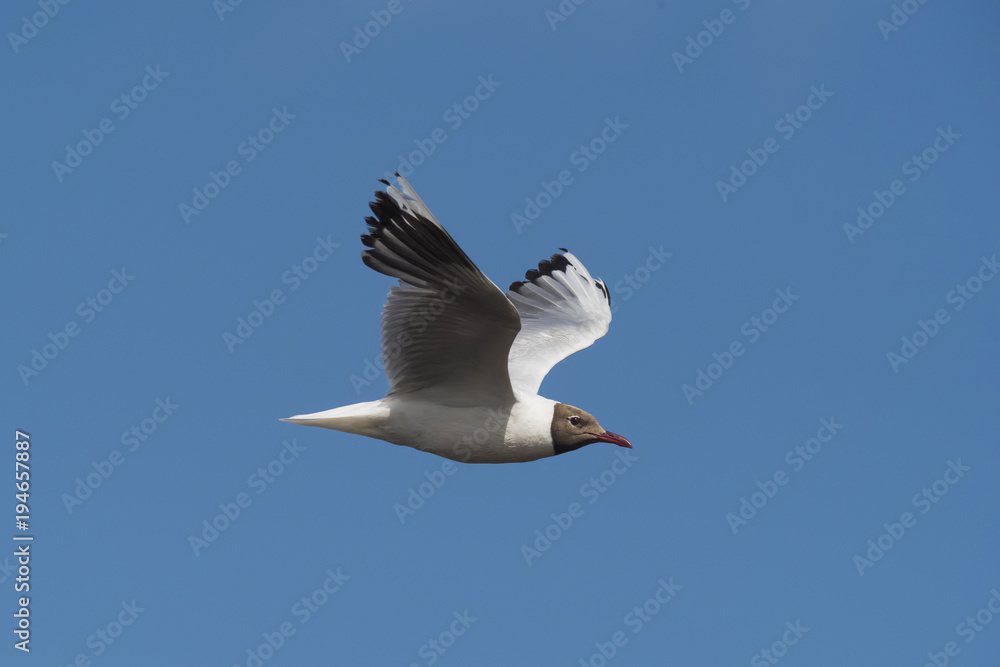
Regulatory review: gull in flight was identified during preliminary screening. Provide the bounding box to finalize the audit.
[283,175,632,463]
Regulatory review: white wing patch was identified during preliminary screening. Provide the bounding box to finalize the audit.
[505,251,612,398]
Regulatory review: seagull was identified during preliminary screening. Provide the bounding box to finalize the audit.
[282,175,632,463]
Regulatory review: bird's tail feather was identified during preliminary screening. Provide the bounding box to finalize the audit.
[281,401,388,438]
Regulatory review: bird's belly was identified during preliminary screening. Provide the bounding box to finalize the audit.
[378,401,552,464]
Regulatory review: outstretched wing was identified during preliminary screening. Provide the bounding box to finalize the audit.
[361,175,521,406]
[505,250,612,398]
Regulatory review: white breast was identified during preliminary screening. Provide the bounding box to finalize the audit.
[503,395,558,452]
[375,395,557,464]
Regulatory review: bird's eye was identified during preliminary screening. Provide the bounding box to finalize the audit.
[569,416,582,426]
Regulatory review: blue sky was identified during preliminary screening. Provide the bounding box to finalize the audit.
[3,1,999,665]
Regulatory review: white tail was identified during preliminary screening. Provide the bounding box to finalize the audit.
[281,400,388,439]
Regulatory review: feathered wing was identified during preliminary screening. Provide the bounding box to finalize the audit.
[362,175,521,406]
[505,250,613,398]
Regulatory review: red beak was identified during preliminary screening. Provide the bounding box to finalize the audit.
[591,431,633,449]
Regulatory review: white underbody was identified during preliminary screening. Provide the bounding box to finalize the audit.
[283,394,558,464]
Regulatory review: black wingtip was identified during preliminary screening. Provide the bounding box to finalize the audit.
[596,279,610,307]
[509,251,571,293]
[360,175,482,287]
[537,253,571,278]
[509,250,609,307]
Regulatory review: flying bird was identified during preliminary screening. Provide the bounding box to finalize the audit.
[283,175,631,463]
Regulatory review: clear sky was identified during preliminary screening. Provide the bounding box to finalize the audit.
[4,1,999,665]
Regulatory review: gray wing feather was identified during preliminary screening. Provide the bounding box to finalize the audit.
[362,176,520,406]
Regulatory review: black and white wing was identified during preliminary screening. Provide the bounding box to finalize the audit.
[505,251,612,398]
[362,175,521,407]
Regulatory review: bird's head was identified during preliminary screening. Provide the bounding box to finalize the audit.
[550,403,632,455]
